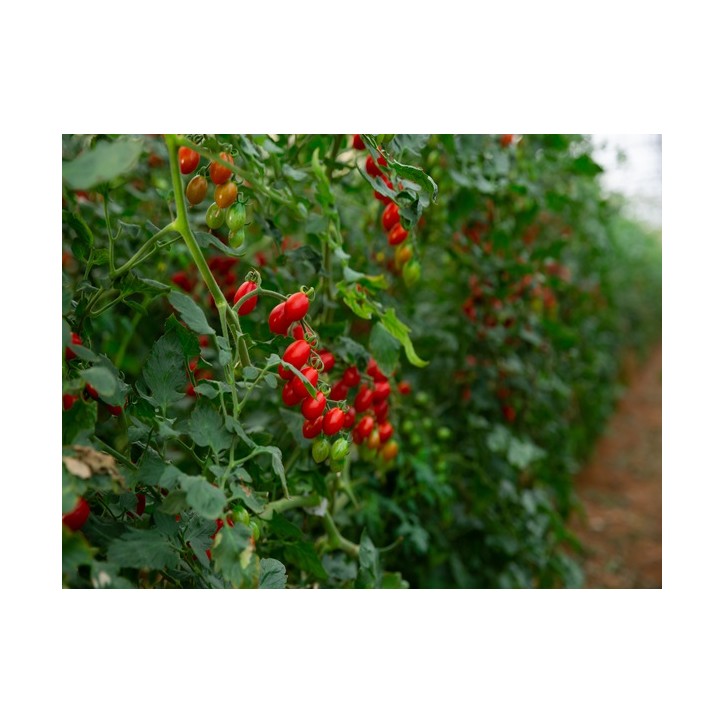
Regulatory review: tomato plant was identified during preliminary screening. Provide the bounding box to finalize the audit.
[62,133,660,589]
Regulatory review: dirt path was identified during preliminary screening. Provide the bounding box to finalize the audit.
[570,343,662,588]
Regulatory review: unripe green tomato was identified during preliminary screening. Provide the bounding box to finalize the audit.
[403,260,421,288]
[330,438,350,461]
[330,458,344,473]
[226,201,246,231]
[401,419,415,435]
[415,391,430,406]
[228,227,245,249]
[437,426,452,440]
[409,433,422,447]
[421,417,433,431]
[205,202,225,230]
[232,507,250,526]
[250,521,260,541]
[427,150,441,167]
[312,439,330,463]
[378,133,395,145]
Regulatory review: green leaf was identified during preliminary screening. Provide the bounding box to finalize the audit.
[216,335,232,367]
[62,527,96,575]
[355,531,381,588]
[267,513,303,540]
[141,332,187,409]
[571,153,604,177]
[186,402,232,453]
[507,438,545,470]
[79,366,118,399]
[337,282,375,320]
[107,528,181,570]
[369,322,400,376]
[164,315,200,359]
[179,474,226,520]
[63,398,97,446]
[230,482,268,513]
[259,558,288,589]
[283,540,328,580]
[213,525,258,587]
[381,571,410,589]
[63,210,93,262]
[62,138,144,190]
[379,308,428,368]
[168,290,215,335]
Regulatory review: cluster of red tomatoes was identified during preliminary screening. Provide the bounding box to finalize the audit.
[351,135,421,287]
[179,146,248,249]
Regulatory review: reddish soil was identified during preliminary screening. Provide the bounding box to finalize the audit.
[570,343,662,588]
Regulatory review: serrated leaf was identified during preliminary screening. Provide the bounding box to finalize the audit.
[283,540,328,580]
[379,308,427,368]
[141,332,187,410]
[213,525,257,587]
[107,528,181,570]
[259,558,287,588]
[168,290,215,335]
[63,138,144,190]
[369,322,400,376]
[230,482,267,513]
[186,402,232,453]
[355,531,381,588]
[216,335,232,366]
[179,474,226,520]
[80,366,118,399]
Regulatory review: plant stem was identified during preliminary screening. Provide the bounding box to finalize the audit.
[110,222,178,280]
[260,494,322,519]
[322,511,359,558]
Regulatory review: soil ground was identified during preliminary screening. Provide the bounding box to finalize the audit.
[570,343,662,588]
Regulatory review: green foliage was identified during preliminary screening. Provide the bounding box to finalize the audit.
[61,133,661,589]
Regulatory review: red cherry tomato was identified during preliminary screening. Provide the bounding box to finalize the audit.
[318,350,335,372]
[382,203,400,232]
[233,281,258,315]
[268,303,290,336]
[378,421,394,444]
[354,385,374,412]
[342,366,361,387]
[283,339,311,370]
[107,403,123,416]
[353,415,374,443]
[62,497,90,531]
[374,177,394,203]
[178,146,200,175]
[136,493,146,516]
[322,407,345,436]
[282,380,304,406]
[285,292,310,322]
[343,407,357,429]
[301,391,327,420]
[372,380,391,402]
[373,400,389,422]
[65,332,82,361]
[329,381,349,401]
[352,134,365,150]
[500,134,514,148]
[366,155,382,178]
[302,416,324,439]
[291,324,306,341]
[387,223,408,246]
[209,152,234,185]
[367,358,388,382]
[278,363,294,381]
[62,393,78,411]
[84,383,99,401]
[291,366,318,399]
[398,380,412,395]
